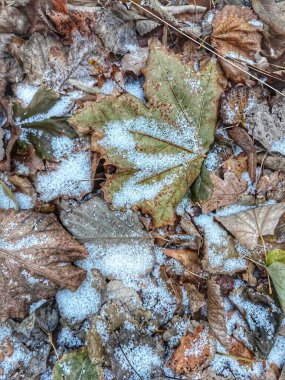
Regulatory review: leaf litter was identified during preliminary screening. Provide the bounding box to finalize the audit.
[1,0,285,379]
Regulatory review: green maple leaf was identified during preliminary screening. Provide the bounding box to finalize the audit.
[70,46,225,227]
[266,249,285,313]
[53,348,101,380]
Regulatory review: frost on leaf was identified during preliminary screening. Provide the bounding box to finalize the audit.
[168,323,216,374]
[0,210,87,320]
[70,46,225,227]
[216,202,285,250]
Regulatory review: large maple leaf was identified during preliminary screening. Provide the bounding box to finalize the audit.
[70,46,225,227]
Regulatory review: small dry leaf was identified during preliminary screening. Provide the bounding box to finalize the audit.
[211,5,264,83]
[184,283,205,314]
[0,210,87,320]
[202,172,247,214]
[162,248,199,268]
[216,202,285,250]
[257,171,280,196]
[168,323,216,374]
[223,153,248,179]
[121,47,149,76]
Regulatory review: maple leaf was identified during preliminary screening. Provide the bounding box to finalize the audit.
[70,45,225,227]
[53,348,101,380]
[216,202,285,250]
[211,5,264,84]
[201,172,247,214]
[0,210,87,320]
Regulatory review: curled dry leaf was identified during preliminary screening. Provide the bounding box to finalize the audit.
[228,126,257,183]
[201,172,247,214]
[184,283,206,314]
[168,323,216,374]
[216,202,285,250]
[222,153,248,179]
[121,47,149,76]
[251,0,285,36]
[211,5,264,84]
[0,210,87,320]
[257,171,280,196]
[70,45,225,227]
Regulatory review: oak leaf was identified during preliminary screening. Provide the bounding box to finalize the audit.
[202,172,247,214]
[216,203,285,250]
[211,5,264,84]
[70,45,225,227]
[0,210,87,320]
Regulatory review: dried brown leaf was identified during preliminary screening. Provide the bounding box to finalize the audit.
[211,5,264,84]
[0,210,87,320]
[222,153,248,179]
[257,171,280,196]
[184,283,205,314]
[216,202,285,250]
[202,172,247,214]
[162,248,199,268]
[252,0,285,36]
[168,323,216,374]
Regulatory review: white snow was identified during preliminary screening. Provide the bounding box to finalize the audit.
[125,78,145,101]
[14,82,39,107]
[115,343,162,380]
[248,19,263,27]
[35,151,92,202]
[57,327,82,349]
[50,136,74,160]
[56,273,101,323]
[0,184,18,210]
[272,137,285,156]
[15,192,34,209]
[82,241,154,282]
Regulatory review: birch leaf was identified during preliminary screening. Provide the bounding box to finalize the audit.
[0,210,87,320]
[266,249,285,312]
[70,46,225,227]
[216,202,285,250]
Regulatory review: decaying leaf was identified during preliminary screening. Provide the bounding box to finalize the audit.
[223,153,248,179]
[70,45,225,227]
[229,286,282,357]
[121,47,149,76]
[0,180,18,210]
[221,86,257,126]
[246,97,285,154]
[216,202,285,250]
[0,210,87,320]
[168,323,216,374]
[207,277,230,348]
[53,348,102,380]
[251,0,285,36]
[202,172,247,214]
[266,249,285,313]
[211,5,264,83]
[184,283,206,314]
[257,171,280,196]
[60,197,154,280]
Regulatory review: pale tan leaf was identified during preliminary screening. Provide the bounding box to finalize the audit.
[202,172,247,214]
[0,210,87,320]
[162,248,199,268]
[252,0,285,36]
[216,202,285,250]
